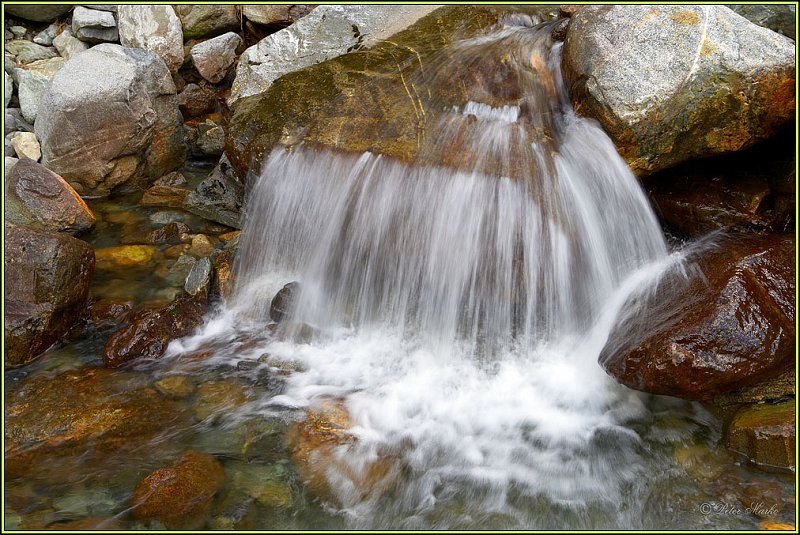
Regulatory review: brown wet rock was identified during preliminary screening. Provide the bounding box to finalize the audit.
[131,450,225,530]
[4,223,95,366]
[286,398,403,504]
[270,282,299,323]
[89,298,134,331]
[148,221,191,245]
[178,83,218,118]
[193,380,250,421]
[5,367,191,481]
[94,245,159,271]
[211,248,236,302]
[5,157,96,234]
[602,234,795,400]
[44,518,125,530]
[154,375,196,399]
[103,295,206,368]
[726,401,795,472]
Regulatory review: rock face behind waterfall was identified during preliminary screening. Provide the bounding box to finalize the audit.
[35,44,186,197]
[563,5,795,176]
[601,235,795,400]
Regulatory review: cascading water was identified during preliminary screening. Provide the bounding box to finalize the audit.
[167,19,723,529]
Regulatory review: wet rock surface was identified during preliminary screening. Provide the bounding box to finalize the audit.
[103,295,206,368]
[602,234,795,400]
[726,401,795,471]
[4,223,95,366]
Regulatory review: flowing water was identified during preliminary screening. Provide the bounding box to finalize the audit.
[4,18,794,531]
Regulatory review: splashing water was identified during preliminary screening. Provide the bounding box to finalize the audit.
[167,20,710,529]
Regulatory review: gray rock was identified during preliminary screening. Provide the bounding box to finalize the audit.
[4,54,16,74]
[185,256,212,297]
[4,5,74,22]
[11,132,40,161]
[72,6,119,43]
[196,120,225,156]
[10,26,27,38]
[241,5,314,26]
[4,40,58,64]
[4,71,12,107]
[5,108,35,135]
[563,5,796,176]
[181,5,239,39]
[183,155,243,229]
[727,5,796,39]
[52,27,90,60]
[165,254,196,286]
[33,23,59,46]
[190,31,242,84]
[5,133,16,157]
[4,222,95,366]
[12,57,65,123]
[35,44,186,197]
[81,4,116,12]
[5,156,19,175]
[5,157,96,234]
[229,5,441,106]
[118,5,184,72]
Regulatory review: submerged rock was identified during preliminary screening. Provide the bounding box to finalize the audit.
[140,171,192,208]
[103,295,206,368]
[88,298,134,331]
[601,234,795,400]
[94,245,158,271]
[4,223,94,366]
[131,450,226,530]
[726,401,795,471]
[5,367,190,480]
[36,44,186,196]
[287,398,402,504]
[118,5,184,73]
[5,157,96,234]
[563,5,795,176]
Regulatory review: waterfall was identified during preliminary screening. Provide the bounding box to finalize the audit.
[176,20,699,529]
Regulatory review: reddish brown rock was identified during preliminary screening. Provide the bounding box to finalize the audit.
[89,298,134,331]
[103,295,206,368]
[4,223,95,366]
[5,157,96,234]
[178,83,218,118]
[286,398,402,504]
[140,171,192,208]
[726,401,795,471]
[131,450,225,530]
[211,248,236,302]
[4,368,191,481]
[601,234,795,400]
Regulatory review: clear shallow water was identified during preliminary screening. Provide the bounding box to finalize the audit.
[4,18,795,532]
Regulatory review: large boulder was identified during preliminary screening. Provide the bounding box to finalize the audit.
[601,234,795,400]
[118,5,184,73]
[727,5,796,40]
[563,5,795,176]
[4,367,191,480]
[4,223,94,366]
[226,6,507,179]
[35,44,186,197]
[5,157,96,234]
[103,295,206,368]
[4,5,73,22]
[228,5,442,106]
[131,450,225,530]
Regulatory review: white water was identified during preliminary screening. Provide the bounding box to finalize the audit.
[168,21,702,528]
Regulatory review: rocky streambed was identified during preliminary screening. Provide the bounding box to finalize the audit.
[3,4,797,531]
